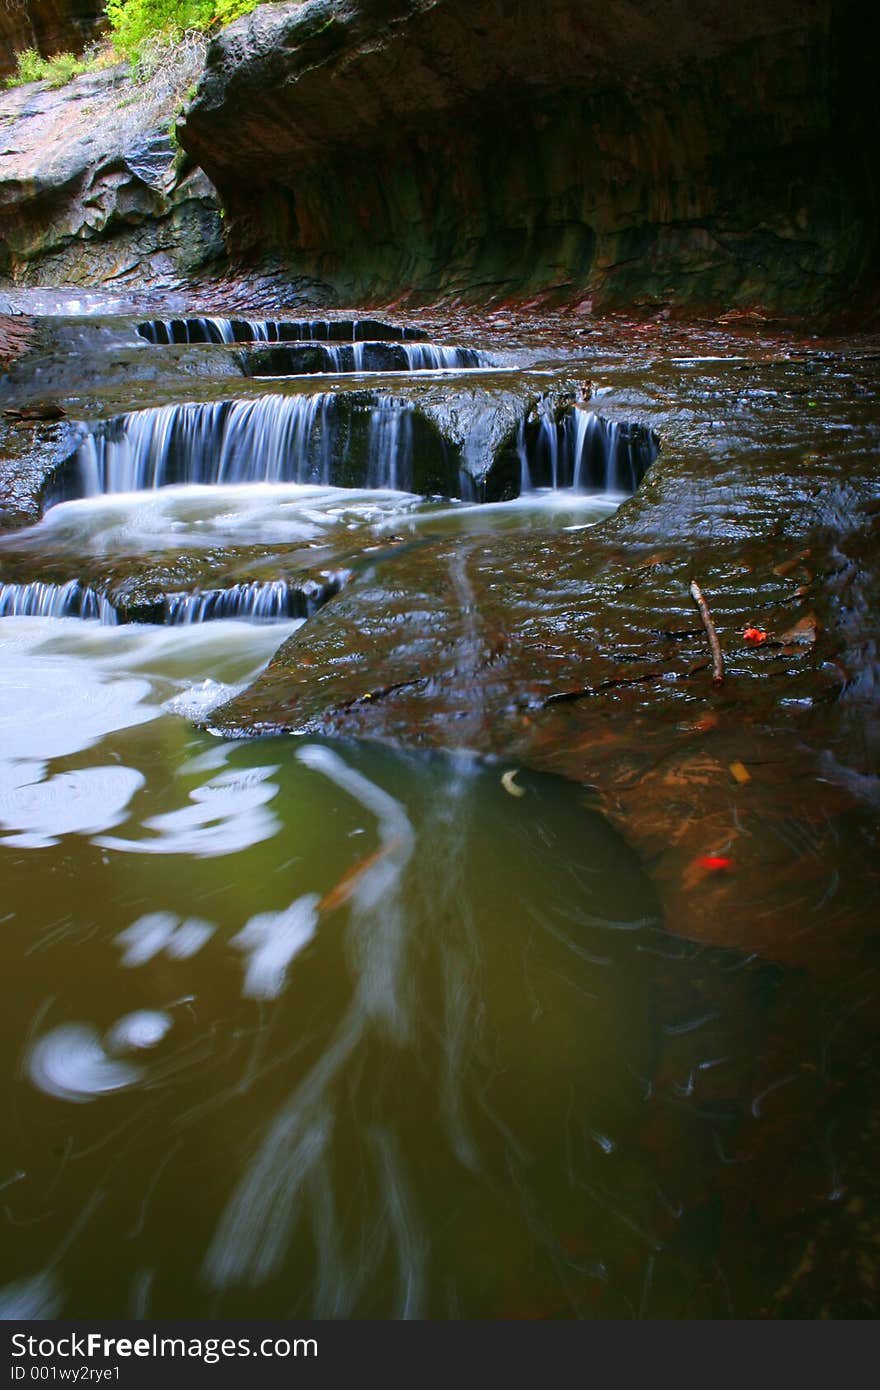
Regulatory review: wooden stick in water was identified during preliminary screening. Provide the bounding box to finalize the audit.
[690,579,724,687]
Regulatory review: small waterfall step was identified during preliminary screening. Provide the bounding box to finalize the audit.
[0,580,339,626]
[136,318,429,345]
[43,393,658,510]
[45,393,461,505]
[241,340,487,376]
[0,580,116,623]
[510,406,659,498]
[165,576,345,625]
[0,575,345,626]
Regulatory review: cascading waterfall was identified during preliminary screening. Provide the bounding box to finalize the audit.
[367,399,413,490]
[243,341,486,376]
[135,318,428,346]
[0,576,346,627]
[137,318,238,344]
[165,575,345,625]
[0,581,116,623]
[519,408,658,493]
[61,394,413,496]
[45,391,657,516]
[397,343,482,371]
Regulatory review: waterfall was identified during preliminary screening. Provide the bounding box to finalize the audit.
[135,318,428,346]
[367,399,413,490]
[165,576,344,625]
[519,408,658,494]
[50,394,420,502]
[515,420,530,495]
[0,581,116,623]
[245,341,486,376]
[137,318,240,345]
[398,344,482,371]
[0,576,345,627]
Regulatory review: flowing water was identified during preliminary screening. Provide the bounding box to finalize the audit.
[0,302,878,1319]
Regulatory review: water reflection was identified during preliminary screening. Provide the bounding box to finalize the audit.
[28,1024,145,1103]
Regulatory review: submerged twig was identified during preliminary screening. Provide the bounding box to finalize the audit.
[690,580,724,687]
[318,837,403,914]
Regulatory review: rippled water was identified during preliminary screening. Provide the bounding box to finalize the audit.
[1,613,654,1316]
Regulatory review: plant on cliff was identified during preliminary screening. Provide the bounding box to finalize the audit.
[5,48,88,88]
[106,0,261,60]
[5,39,119,90]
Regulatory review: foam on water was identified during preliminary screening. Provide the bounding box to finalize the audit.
[0,615,297,851]
[20,482,420,554]
[28,1024,144,1103]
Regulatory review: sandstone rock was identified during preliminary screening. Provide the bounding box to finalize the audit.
[0,65,226,287]
[181,0,880,320]
[0,0,104,79]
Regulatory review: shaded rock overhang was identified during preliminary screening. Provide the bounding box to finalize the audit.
[180,0,880,321]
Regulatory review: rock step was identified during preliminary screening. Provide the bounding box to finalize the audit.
[43,393,658,506]
[0,574,345,626]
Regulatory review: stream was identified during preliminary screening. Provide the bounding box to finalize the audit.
[0,299,878,1318]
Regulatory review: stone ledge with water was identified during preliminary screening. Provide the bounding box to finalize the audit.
[1,295,879,1321]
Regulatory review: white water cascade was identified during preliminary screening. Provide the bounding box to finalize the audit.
[517,408,658,493]
[135,318,427,345]
[0,581,116,623]
[166,576,344,625]
[64,394,411,496]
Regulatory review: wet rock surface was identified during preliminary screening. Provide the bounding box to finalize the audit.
[182,0,880,319]
[206,328,880,970]
[2,306,879,979]
[0,414,83,528]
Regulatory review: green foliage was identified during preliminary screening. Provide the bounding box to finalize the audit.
[5,47,88,89]
[106,0,259,60]
[6,0,270,90]
[44,52,85,87]
[213,0,260,24]
[8,48,45,84]
[5,38,119,89]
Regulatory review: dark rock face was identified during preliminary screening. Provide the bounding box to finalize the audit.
[0,0,105,78]
[182,0,880,320]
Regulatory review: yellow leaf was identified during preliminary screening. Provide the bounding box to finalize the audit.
[501,769,526,798]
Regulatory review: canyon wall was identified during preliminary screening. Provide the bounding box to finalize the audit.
[181,0,880,319]
[0,0,105,76]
